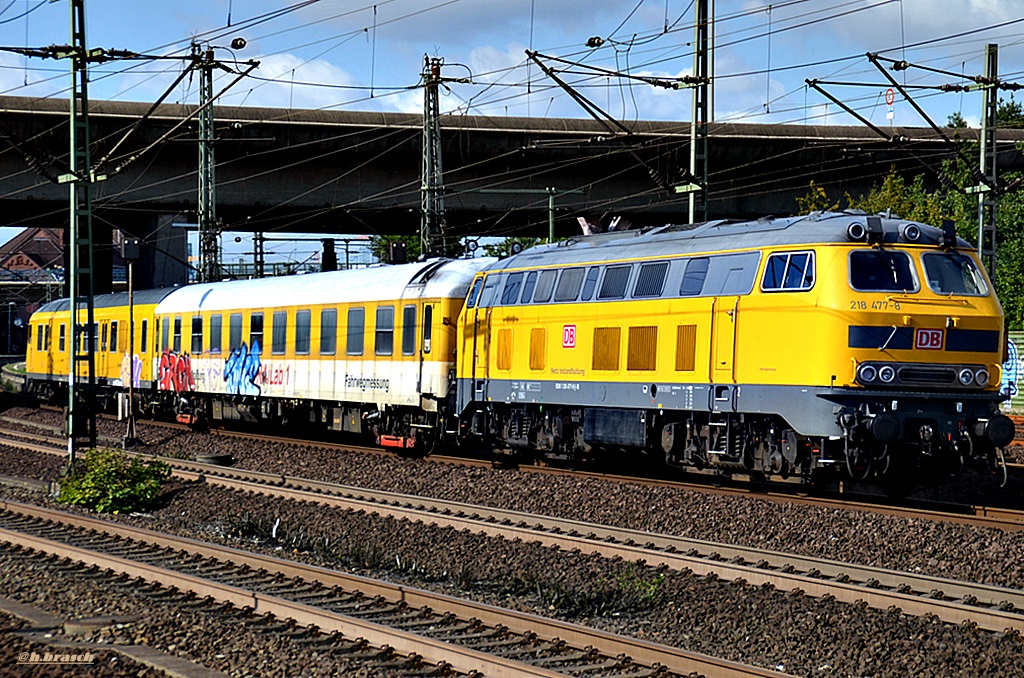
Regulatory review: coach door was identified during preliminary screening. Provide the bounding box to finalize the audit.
[471,274,499,399]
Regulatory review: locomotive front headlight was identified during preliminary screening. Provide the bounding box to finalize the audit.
[857,364,878,384]
[878,365,896,383]
[958,368,975,386]
[974,368,990,387]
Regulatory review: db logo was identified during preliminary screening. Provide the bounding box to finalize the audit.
[562,324,577,349]
[915,328,944,350]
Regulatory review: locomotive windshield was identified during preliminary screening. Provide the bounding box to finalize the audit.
[922,252,989,296]
[849,250,918,292]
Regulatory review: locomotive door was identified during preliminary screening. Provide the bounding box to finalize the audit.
[711,296,738,381]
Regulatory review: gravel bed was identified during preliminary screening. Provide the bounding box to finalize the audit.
[0,545,433,678]
[1,476,1021,678]
[3,408,1024,592]
[0,610,161,677]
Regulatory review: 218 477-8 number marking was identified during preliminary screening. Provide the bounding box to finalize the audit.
[850,300,900,310]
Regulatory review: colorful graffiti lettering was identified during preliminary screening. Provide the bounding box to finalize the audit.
[120,353,142,388]
[225,340,261,396]
[158,349,195,393]
[1001,338,1020,399]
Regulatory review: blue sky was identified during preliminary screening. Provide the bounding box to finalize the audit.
[0,0,1021,128]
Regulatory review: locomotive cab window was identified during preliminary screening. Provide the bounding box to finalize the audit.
[465,277,484,309]
[922,252,988,296]
[761,251,815,291]
[849,250,918,292]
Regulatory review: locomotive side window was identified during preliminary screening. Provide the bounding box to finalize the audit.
[465,277,484,309]
[849,250,917,292]
[922,252,988,296]
[679,258,709,296]
[554,267,585,302]
[191,316,203,354]
[581,267,600,301]
[521,271,538,303]
[250,313,264,354]
[295,310,312,355]
[272,311,287,355]
[402,305,417,355]
[202,316,213,354]
[375,306,394,356]
[501,273,523,305]
[533,269,557,303]
[229,314,242,351]
[761,252,815,292]
[321,308,338,355]
[598,265,631,300]
[634,262,669,298]
[347,308,364,356]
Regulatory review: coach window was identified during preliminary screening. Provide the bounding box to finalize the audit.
[679,258,709,296]
[422,305,432,354]
[520,271,538,303]
[35,325,42,351]
[110,321,119,353]
[59,324,66,352]
[295,310,311,355]
[229,313,243,351]
[272,310,287,355]
[191,316,203,354]
[501,272,524,305]
[634,261,669,298]
[45,325,51,351]
[761,252,815,292]
[849,250,917,292]
[533,269,558,303]
[141,319,149,354]
[401,305,417,355]
[375,306,394,356]
[250,313,264,354]
[347,308,364,356]
[554,267,585,302]
[321,308,338,355]
[598,265,631,300]
[207,316,219,354]
[173,317,182,353]
[465,277,484,308]
[101,324,108,351]
[581,267,601,301]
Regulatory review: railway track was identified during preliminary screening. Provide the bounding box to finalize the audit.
[0,500,784,678]
[3,427,1024,637]
[5,414,1023,529]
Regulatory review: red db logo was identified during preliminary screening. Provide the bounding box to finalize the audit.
[562,324,577,349]
[915,328,944,350]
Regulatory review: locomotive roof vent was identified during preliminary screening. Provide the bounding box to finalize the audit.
[846,222,867,241]
[902,223,922,242]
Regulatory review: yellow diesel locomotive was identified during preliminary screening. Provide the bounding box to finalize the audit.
[455,211,1014,483]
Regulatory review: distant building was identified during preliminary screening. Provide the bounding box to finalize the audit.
[0,227,67,358]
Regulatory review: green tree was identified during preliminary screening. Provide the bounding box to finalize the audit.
[481,236,542,258]
[997,95,1024,129]
[794,180,840,214]
[947,111,968,128]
